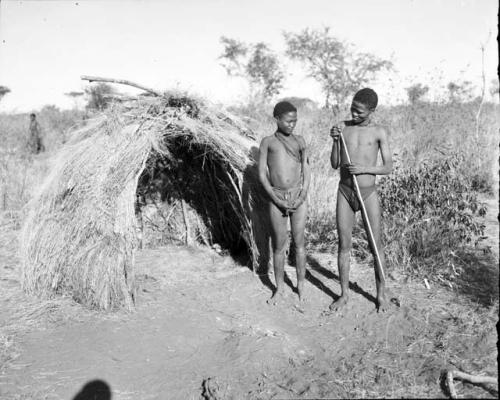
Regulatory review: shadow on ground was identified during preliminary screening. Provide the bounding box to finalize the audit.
[73,379,111,400]
[307,254,377,305]
[455,248,499,306]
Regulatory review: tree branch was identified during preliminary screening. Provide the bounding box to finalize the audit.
[81,75,164,97]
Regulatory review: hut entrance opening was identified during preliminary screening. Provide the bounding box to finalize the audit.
[136,137,249,258]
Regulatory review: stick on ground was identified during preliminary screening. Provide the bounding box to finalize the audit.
[446,369,498,398]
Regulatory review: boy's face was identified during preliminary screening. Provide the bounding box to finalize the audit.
[350,101,373,124]
[275,111,297,135]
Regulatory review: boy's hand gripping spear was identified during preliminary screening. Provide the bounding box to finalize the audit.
[337,125,386,283]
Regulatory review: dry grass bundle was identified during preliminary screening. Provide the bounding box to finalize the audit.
[21,92,269,310]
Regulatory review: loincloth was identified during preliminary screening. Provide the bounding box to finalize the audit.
[272,186,302,210]
[338,182,376,212]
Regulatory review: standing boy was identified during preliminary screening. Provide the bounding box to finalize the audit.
[28,113,44,154]
[258,101,311,305]
[330,88,393,312]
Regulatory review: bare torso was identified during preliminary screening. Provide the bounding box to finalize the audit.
[340,124,382,188]
[29,121,40,136]
[265,133,303,189]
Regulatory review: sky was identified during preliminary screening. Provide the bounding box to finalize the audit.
[0,0,498,112]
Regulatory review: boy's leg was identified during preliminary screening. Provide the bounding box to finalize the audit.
[268,201,289,305]
[362,193,388,312]
[330,191,355,311]
[290,200,307,301]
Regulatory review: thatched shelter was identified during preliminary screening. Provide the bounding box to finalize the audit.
[21,88,271,310]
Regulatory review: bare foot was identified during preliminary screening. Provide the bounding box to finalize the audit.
[290,292,306,314]
[377,295,389,313]
[328,295,349,313]
[267,290,287,306]
[297,282,306,303]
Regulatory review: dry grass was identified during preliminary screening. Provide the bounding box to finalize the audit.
[0,150,51,212]
[376,101,499,193]
[0,107,85,213]
[0,212,94,383]
[0,107,86,152]
[19,93,270,310]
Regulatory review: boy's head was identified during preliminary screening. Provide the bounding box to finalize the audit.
[30,113,36,120]
[351,88,378,124]
[273,101,297,135]
[353,88,378,110]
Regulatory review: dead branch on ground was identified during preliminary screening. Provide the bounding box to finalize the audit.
[446,369,497,398]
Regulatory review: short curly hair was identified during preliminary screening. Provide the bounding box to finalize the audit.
[353,88,378,110]
[273,101,297,118]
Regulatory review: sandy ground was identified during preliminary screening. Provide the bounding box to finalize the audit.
[0,199,498,399]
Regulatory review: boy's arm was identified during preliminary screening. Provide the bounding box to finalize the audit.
[258,138,287,208]
[293,138,311,207]
[377,127,393,175]
[347,127,393,176]
[330,125,341,169]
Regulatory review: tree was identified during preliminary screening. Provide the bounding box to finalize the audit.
[65,91,84,110]
[406,83,429,104]
[84,83,116,111]
[447,81,474,103]
[284,27,393,109]
[489,78,499,101]
[219,37,284,100]
[0,86,11,102]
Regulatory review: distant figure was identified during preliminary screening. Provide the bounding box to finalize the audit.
[329,88,393,313]
[258,101,311,305]
[28,113,44,153]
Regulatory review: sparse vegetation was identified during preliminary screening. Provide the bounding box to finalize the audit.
[0,107,85,214]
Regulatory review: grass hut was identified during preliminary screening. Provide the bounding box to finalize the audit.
[21,90,270,310]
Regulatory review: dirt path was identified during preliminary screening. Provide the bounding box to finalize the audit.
[1,239,498,399]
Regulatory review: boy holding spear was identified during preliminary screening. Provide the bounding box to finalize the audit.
[330,88,393,313]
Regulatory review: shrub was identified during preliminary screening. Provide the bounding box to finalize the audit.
[37,105,86,149]
[376,154,487,284]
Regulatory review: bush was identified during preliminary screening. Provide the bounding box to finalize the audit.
[37,105,86,149]
[377,154,487,284]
